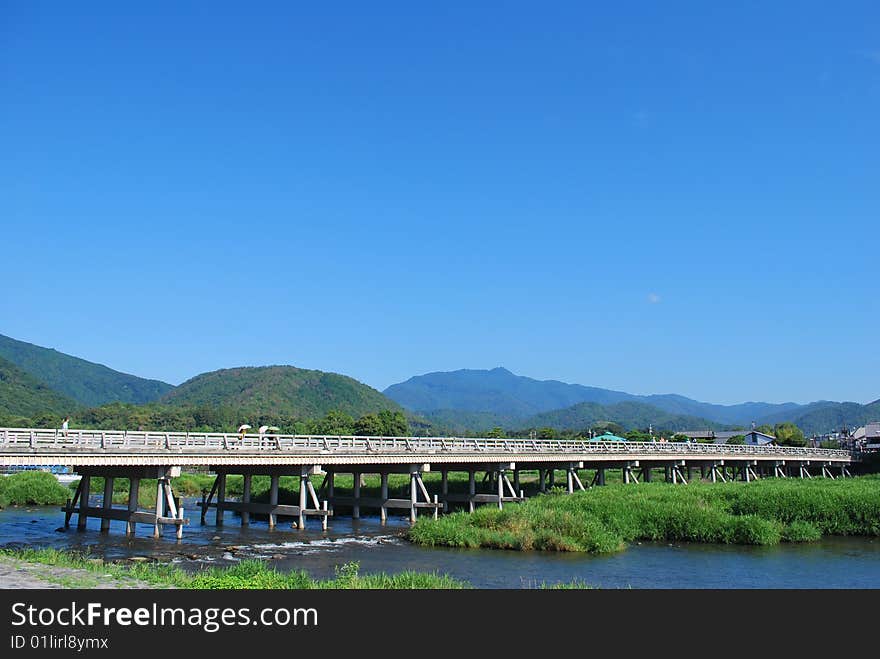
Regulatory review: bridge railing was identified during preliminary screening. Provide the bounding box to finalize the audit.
[0,427,853,460]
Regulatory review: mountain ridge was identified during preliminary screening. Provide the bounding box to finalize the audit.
[0,333,173,407]
[384,367,813,426]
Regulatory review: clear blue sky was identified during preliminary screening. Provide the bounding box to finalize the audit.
[2,2,878,405]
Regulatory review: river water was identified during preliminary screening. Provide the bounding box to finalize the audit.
[2,500,879,588]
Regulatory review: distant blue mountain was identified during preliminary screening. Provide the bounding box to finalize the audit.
[384,367,806,427]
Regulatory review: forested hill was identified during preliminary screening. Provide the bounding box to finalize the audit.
[755,399,880,436]
[0,356,77,421]
[384,367,804,425]
[521,400,724,434]
[0,334,173,406]
[161,366,403,419]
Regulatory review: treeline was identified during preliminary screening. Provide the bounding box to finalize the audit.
[0,405,809,445]
[485,421,808,446]
[0,403,409,437]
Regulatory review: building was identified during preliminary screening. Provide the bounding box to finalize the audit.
[678,430,776,446]
[865,423,880,450]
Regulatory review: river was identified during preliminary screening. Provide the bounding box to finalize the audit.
[2,500,879,588]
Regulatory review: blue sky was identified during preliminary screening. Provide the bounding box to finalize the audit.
[2,2,878,405]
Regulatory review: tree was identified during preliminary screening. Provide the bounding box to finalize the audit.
[774,422,805,447]
[377,409,408,436]
[486,426,506,438]
[756,424,775,435]
[353,413,383,436]
[312,409,355,436]
[672,433,690,442]
[726,434,745,445]
[537,427,556,439]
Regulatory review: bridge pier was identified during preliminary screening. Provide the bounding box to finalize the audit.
[62,467,187,538]
[623,462,640,484]
[100,477,114,533]
[268,475,279,528]
[77,474,90,530]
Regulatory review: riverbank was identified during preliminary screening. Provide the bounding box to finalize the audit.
[0,548,469,589]
[409,476,880,553]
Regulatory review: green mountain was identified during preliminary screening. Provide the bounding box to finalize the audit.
[521,400,724,433]
[0,356,77,420]
[162,365,402,419]
[756,400,880,436]
[414,409,521,434]
[0,334,173,407]
[384,367,803,425]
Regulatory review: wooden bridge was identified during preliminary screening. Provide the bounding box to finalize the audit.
[0,427,856,538]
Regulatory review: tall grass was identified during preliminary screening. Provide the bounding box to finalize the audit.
[0,549,469,590]
[409,476,880,554]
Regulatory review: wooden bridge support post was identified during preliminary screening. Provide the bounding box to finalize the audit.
[78,474,91,531]
[548,469,556,489]
[410,471,418,523]
[268,475,279,529]
[468,469,476,512]
[153,478,164,538]
[327,472,335,516]
[441,469,449,512]
[513,469,520,496]
[100,476,114,533]
[597,468,605,486]
[700,465,707,480]
[538,469,546,492]
[241,474,252,526]
[298,473,307,529]
[127,477,140,535]
[380,473,389,523]
[497,467,505,508]
[216,473,226,526]
[353,471,361,519]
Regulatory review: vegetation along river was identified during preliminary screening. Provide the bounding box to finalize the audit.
[1,502,879,588]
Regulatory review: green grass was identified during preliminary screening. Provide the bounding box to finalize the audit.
[0,548,469,589]
[409,476,880,554]
[0,471,74,507]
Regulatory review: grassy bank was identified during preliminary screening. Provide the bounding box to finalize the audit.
[0,548,469,589]
[409,476,880,553]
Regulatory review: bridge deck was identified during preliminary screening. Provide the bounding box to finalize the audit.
[0,427,854,467]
